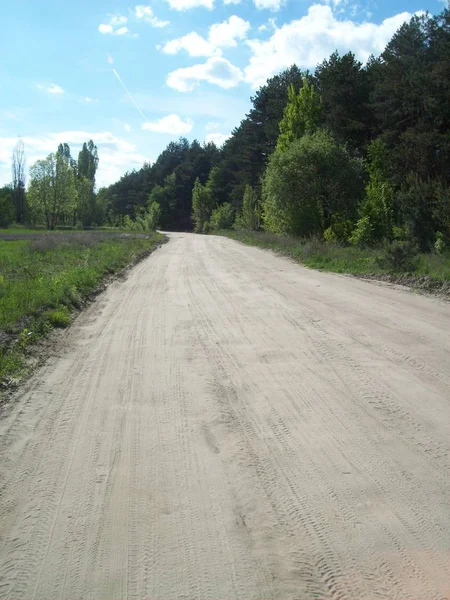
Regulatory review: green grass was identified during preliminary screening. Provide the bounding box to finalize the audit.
[217,230,450,283]
[0,231,163,387]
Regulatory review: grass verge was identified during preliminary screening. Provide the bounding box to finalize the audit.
[0,231,164,390]
[217,230,450,289]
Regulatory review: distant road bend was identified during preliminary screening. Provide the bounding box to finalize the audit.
[0,233,449,599]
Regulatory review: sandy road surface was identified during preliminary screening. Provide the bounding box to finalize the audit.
[1,233,449,600]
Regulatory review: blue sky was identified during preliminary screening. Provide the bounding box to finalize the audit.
[0,0,444,187]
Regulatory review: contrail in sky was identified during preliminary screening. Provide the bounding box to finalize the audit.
[112,68,148,123]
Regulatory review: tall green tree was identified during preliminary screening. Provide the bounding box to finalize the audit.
[277,80,323,152]
[0,186,15,228]
[235,185,262,231]
[191,178,214,233]
[263,130,365,236]
[315,52,374,151]
[28,152,76,229]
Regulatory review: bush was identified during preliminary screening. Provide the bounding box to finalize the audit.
[263,130,365,237]
[395,176,450,251]
[210,203,235,230]
[434,232,446,255]
[377,241,418,273]
[323,217,354,245]
[123,206,160,233]
[235,185,262,231]
[46,306,71,328]
[349,216,374,248]
[192,178,214,233]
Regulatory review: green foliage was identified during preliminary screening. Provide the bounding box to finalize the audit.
[434,232,446,255]
[147,201,161,231]
[191,178,214,233]
[395,176,450,251]
[235,185,262,231]
[28,150,77,229]
[218,230,450,284]
[88,7,449,252]
[0,233,163,384]
[323,217,354,245]
[263,130,365,237]
[0,186,15,228]
[354,139,394,246]
[123,206,160,233]
[46,306,71,328]
[277,81,323,152]
[315,52,373,150]
[210,203,235,231]
[349,216,375,248]
[377,241,419,273]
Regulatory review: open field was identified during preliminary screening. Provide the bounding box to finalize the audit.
[0,231,163,386]
[218,230,450,287]
[0,233,449,599]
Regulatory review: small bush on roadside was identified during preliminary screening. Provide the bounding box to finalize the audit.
[323,218,354,245]
[434,232,446,255]
[349,216,374,248]
[210,203,235,230]
[235,186,262,231]
[377,241,418,273]
[46,306,71,328]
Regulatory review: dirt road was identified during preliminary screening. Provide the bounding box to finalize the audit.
[1,233,449,600]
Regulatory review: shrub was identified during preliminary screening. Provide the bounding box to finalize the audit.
[323,217,354,245]
[434,232,446,255]
[210,203,235,230]
[377,241,418,273]
[46,306,71,328]
[235,185,262,231]
[349,216,374,248]
[192,178,214,233]
[263,130,365,237]
[123,207,160,233]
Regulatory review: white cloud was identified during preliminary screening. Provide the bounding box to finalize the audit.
[107,54,114,64]
[163,0,214,10]
[162,15,250,57]
[98,14,129,35]
[110,15,128,26]
[124,124,132,132]
[258,18,276,32]
[99,24,113,33]
[167,57,243,91]
[135,5,169,27]
[254,0,284,10]
[0,131,150,188]
[205,132,230,145]
[163,32,215,56]
[205,121,220,130]
[224,0,241,4]
[142,114,193,134]
[84,97,94,103]
[37,83,64,95]
[245,4,418,87]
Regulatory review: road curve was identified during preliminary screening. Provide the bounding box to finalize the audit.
[0,233,449,600]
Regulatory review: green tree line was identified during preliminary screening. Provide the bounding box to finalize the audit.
[97,9,449,251]
[3,9,448,248]
[1,139,102,230]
